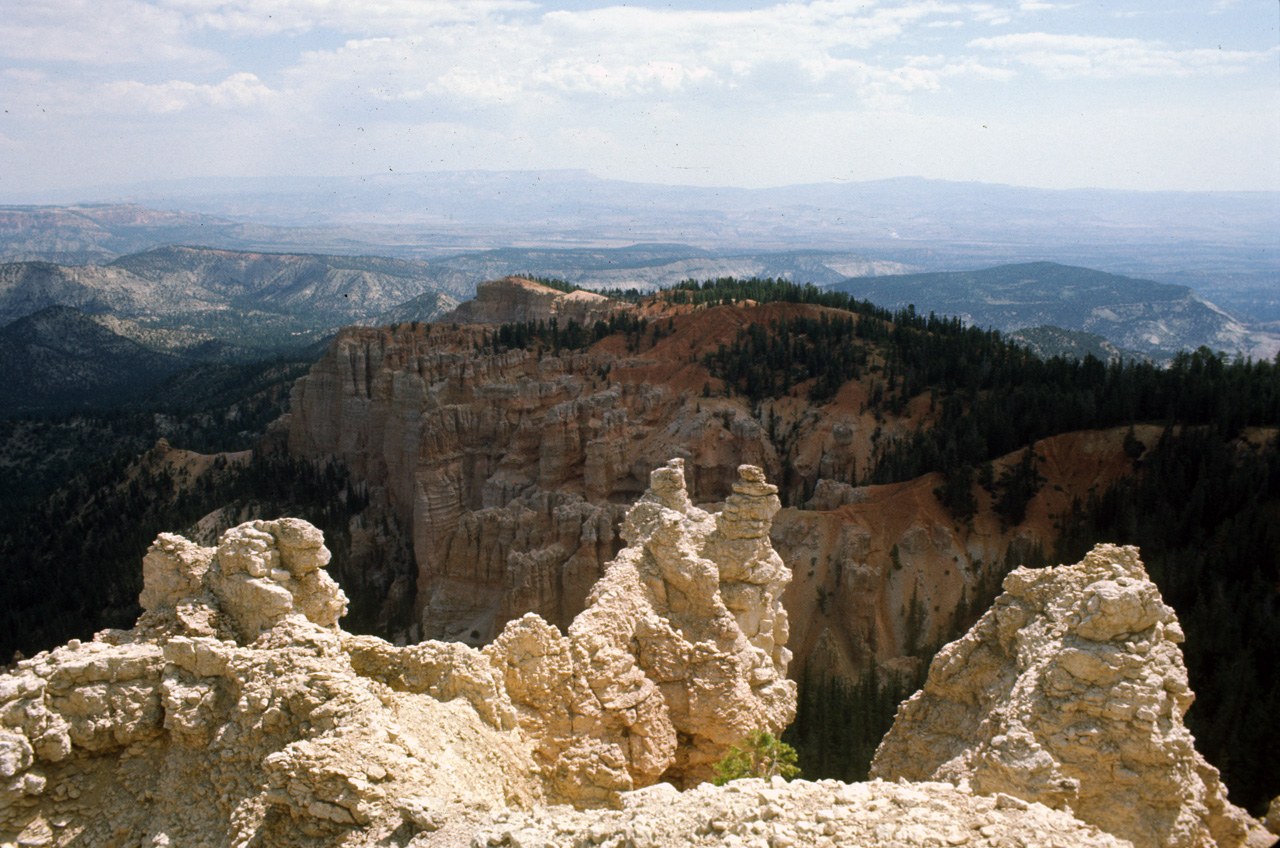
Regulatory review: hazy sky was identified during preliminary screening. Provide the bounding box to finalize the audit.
[2,0,1277,199]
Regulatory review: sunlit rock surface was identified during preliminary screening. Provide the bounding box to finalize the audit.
[871,543,1276,848]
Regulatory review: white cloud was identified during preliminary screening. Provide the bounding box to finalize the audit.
[162,0,537,35]
[0,0,219,66]
[2,0,1276,194]
[969,32,1276,78]
[101,72,275,113]
[2,69,274,116]
[967,4,1012,26]
[276,0,979,116]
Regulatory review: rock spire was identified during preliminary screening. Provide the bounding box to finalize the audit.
[871,543,1276,848]
[489,458,796,805]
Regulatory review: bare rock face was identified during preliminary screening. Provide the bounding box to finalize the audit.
[1,520,539,848]
[460,777,1135,848]
[437,277,615,326]
[485,459,797,806]
[286,321,795,649]
[140,517,348,644]
[1,465,799,843]
[286,310,1158,686]
[870,543,1276,848]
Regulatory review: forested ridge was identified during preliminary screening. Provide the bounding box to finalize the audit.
[666,278,1280,811]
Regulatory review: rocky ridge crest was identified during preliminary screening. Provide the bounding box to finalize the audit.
[286,297,1187,692]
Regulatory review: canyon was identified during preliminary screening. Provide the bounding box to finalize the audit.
[286,278,1156,681]
[6,275,1277,846]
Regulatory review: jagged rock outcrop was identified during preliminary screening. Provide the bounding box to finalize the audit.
[437,277,615,326]
[286,303,1161,680]
[1,464,799,844]
[1,519,539,848]
[286,319,795,647]
[870,543,1276,848]
[5,495,1266,847]
[488,459,796,806]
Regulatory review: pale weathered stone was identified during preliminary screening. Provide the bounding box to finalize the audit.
[437,277,616,327]
[0,519,538,847]
[0,477,800,843]
[418,778,1134,848]
[485,459,796,806]
[871,543,1276,848]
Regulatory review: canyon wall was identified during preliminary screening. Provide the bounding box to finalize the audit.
[287,283,1153,678]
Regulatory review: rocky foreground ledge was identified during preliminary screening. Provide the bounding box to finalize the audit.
[2,461,1276,848]
[456,777,1131,848]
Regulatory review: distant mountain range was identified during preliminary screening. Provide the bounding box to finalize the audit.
[0,244,909,340]
[5,171,1277,325]
[2,243,1277,416]
[35,171,1275,261]
[828,262,1273,362]
[0,246,468,352]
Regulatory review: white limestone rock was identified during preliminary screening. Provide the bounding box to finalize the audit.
[486,458,797,807]
[870,543,1276,848]
[436,777,1135,848]
[0,520,538,848]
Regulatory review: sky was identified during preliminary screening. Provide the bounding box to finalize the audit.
[1,0,1278,199]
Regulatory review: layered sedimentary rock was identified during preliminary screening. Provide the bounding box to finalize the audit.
[437,277,616,326]
[289,300,1144,678]
[1,463,799,844]
[290,285,1193,695]
[286,317,793,647]
[871,543,1276,848]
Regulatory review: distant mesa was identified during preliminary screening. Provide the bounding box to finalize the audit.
[437,276,617,326]
[830,261,1277,362]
